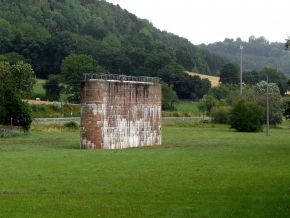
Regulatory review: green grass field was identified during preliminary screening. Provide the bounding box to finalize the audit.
[175,101,199,114]
[0,122,290,217]
[163,101,200,117]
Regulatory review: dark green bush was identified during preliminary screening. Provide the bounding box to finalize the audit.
[64,121,79,129]
[162,83,178,111]
[43,74,62,101]
[2,90,32,131]
[230,100,264,132]
[0,105,6,124]
[210,106,231,124]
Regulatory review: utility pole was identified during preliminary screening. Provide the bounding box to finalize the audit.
[266,75,269,136]
[240,45,243,95]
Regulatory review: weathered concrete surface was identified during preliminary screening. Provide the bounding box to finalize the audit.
[80,80,161,149]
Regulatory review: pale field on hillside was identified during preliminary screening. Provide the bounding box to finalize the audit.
[186,71,220,87]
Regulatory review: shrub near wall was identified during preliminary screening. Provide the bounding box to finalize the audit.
[230,100,264,132]
[210,106,231,124]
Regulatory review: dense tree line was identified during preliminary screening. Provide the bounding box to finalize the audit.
[218,62,288,95]
[201,36,290,78]
[0,0,227,100]
[243,67,288,95]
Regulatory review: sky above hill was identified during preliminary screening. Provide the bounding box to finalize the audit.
[106,0,289,45]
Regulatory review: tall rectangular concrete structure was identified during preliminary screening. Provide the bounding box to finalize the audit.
[80,74,161,149]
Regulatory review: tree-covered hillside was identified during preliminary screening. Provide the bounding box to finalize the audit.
[200,36,290,78]
[0,0,226,79]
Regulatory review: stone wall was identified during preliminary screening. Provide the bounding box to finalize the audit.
[80,79,161,149]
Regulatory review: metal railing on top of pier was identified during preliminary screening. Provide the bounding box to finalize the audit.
[84,73,160,84]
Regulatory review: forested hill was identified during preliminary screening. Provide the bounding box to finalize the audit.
[200,36,290,78]
[0,0,226,78]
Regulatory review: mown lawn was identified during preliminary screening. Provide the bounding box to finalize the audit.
[175,101,199,115]
[162,101,200,117]
[0,122,290,217]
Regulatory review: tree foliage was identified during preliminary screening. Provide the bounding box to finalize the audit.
[0,0,227,77]
[0,0,226,100]
[1,90,32,131]
[161,83,178,110]
[219,63,239,84]
[210,106,231,124]
[203,36,290,78]
[0,62,34,130]
[198,95,219,115]
[243,67,287,95]
[0,61,35,98]
[10,61,36,98]
[165,64,211,98]
[208,84,240,104]
[253,81,283,125]
[259,68,288,95]
[283,99,290,120]
[43,74,62,101]
[61,54,103,102]
[230,100,264,132]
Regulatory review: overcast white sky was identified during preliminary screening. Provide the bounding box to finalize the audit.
[106,0,289,45]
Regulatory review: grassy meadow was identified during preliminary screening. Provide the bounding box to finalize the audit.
[0,121,290,217]
[175,101,199,114]
[30,104,80,118]
[162,101,200,117]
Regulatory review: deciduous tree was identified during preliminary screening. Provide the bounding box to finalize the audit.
[230,100,264,132]
[0,61,34,130]
[162,83,178,110]
[43,74,62,101]
[254,81,283,125]
[219,63,239,84]
[61,54,104,102]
